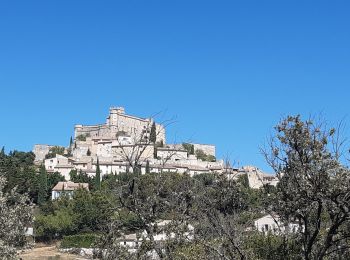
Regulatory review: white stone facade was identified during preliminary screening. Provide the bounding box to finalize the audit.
[44,155,74,180]
[36,106,270,181]
[74,107,166,146]
[33,144,55,162]
[238,166,278,189]
[254,214,302,234]
[192,143,216,157]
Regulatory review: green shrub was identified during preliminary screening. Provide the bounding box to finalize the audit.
[60,234,98,248]
[35,208,78,241]
[76,133,90,141]
[182,143,194,155]
[195,149,216,162]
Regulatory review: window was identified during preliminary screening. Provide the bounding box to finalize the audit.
[265,224,269,231]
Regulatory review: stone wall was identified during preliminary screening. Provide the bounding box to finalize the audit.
[192,143,216,157]
[74,107,166,144]
[32,144,63,162]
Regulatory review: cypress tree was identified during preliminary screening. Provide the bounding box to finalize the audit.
[0,146,5,157]
[153,147,157,159]
[69,136,73,147]
[190,144,195,155]
[95,158,101,190]
[37,164,48,205]
[150,122,157,143]
[146,160,150,174]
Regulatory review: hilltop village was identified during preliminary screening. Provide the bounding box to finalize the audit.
[33,107,278,189]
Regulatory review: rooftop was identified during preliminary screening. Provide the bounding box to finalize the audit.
[52,181,89,191]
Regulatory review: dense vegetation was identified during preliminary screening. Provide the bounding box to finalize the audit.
[1,115,350,259]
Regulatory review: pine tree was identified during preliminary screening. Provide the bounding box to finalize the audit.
[0,146,5,157]
[150,122,157,143]
[95,158,101,190]
[37,164,48,205]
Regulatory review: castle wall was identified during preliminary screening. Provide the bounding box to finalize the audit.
[192,143,216,157]
[73,141,92,158]
[111,144,154,162]
[171,143,216,157]
[74,125,111,140]
[37,106,229,179]
[74,107,166,145]
[157,149,188,162]
[33,144,55,162]
[97,142,112,158]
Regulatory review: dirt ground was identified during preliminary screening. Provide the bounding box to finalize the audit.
[19,243,89,260]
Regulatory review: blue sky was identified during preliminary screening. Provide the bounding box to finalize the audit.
[1,1,349,171]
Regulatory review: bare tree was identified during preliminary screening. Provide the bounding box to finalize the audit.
[113,114,175,174]
[98,172,195,259]
[189,171,251,260]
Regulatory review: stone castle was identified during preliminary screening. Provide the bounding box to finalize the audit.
[33,106,278,188]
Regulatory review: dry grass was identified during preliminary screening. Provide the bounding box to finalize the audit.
[19,243,88,260]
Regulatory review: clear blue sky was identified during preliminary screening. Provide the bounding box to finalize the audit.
[1,1,350,172]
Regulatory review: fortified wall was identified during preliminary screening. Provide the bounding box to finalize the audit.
[74,107,166,144]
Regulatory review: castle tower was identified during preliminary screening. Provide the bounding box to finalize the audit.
[108,107,125,126]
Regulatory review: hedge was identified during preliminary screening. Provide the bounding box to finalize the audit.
[60,234,99,248]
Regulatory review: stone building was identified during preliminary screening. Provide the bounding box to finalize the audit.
[51,181,89,200]
[74,107,166,146]
[241,166,278,189]
[33,144,56,162]
[32,106,278,186]
[254,214,302,234]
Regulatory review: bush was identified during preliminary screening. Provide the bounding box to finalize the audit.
[45,146,65,159]
[195,149,216,162]
[244,232,302,259]
[76,134,90,141]
[60,234,98,248]
[182,143,194,155]
[35,208,78,241]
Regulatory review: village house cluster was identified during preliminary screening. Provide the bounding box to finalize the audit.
[33,106,278,189]
[29,106,284,257]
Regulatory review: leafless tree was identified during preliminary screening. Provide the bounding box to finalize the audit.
[112,113,176,174]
